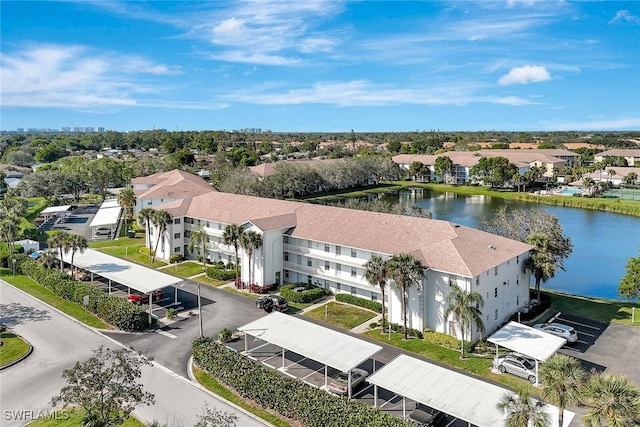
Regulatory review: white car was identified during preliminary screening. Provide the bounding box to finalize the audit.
[533,322,578,343]
[328,368,369,395]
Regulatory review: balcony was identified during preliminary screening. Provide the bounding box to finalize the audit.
[283,244,368,268]
[283,261,365,287]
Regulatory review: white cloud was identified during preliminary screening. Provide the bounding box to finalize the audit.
[498,65,551,85]
[609,10,640,25]
[544,117,640,131]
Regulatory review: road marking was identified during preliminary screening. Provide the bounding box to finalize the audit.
[557,317,602,331]
[379,394,399,409]
[576,339,590,345]
[577,330,595,338]
[302,366,325,381]
[155,329,177,339]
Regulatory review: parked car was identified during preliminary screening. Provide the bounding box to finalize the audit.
[409,404,445,426]
[255,295,288,312]
[127,290,163,304]
[493,353,538,384]
[533,322,578,343]
[328,368,369,395]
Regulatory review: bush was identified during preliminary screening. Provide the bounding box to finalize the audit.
[423,329,474,353]
[20,260,150,332]
[280,283,327,303]
[166,308,178,320]
[217,328,233,343]
[169,255,184,264]
[139,246,150,256]
[335,294,382,313]
[192,337,413,427]
[205,266,236,281]
[387,321,423,339]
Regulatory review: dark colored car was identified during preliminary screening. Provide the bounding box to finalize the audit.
[256,295,288,312]
[409,404,445,426]
[127,290,163,304]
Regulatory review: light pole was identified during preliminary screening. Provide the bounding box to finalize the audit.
[198,282,203,337]
[11,258,17,276]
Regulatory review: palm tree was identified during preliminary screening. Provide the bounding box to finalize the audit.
[525,233,558,301]
[386,253,425,340]
[497,385,550,427]
[579,372,640,427]
[117,188,136,232]
[150,210,173,263]
[47,231,70,272]
[188,223,208,268]
[582,176,595,196]
[37,249,58,269]
[222,223,244,287]
[137,208,155,258]
[67,233,88,276]
[539,354,586,427]
[239,230,263,287]
[444,285,485,358]
[364,255,390,333]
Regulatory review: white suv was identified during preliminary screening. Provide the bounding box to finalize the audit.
[533,322,578,343]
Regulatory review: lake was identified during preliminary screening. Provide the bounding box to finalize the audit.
[382,190,640,301]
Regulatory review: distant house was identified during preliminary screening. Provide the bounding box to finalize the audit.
[594,149,640,167]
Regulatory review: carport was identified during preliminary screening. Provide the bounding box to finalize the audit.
[89,199,122,238]
[58,249,183,320]
[40,205,71,221]
[488,321,567,386]
[367,354,574,427]
[238,312,382,398]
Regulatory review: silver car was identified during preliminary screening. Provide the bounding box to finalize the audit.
[533,322,578,343]
[328,368,369,395]
[494,353,538,384]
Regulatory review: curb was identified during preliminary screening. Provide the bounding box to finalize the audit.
[0,332,34,370]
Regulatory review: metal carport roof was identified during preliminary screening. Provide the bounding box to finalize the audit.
[59,248,182,293]
[367,354,574,427]
[89,206,122,228]
[238,311,382,374]
[41,205,72,214]
[487,321,567,362]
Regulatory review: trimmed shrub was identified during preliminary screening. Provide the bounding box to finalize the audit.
[387,321,423,339]
[192,337,413,427]
[169,255,184,264]
[423,329,474,354]
[280,283,327,304]
[20,260,150,332]
[335,294,382,313]
[205,266,236,281]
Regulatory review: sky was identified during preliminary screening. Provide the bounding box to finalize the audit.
[1,1,639,133]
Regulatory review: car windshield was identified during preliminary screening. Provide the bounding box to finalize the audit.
[522,359,535,370]
[336,373,349,383]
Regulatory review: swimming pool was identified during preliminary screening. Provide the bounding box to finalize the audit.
[557,188,583,195]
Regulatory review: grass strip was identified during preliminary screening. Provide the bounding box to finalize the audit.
[0,331,31,367]
[192,275,227,287]
[304,302,377,330]
[27,406,144,427]
[162,261,207,278]
[542,289,640,326]
[0,269,110,329]
[193,366,293,427]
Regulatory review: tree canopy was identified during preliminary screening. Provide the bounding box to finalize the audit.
[618,248,640,300]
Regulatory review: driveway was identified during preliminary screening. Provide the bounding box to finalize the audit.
[0,281,269,427]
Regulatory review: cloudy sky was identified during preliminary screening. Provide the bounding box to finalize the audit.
[1,0,639,132]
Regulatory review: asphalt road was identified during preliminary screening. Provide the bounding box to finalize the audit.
[0,281,269,427]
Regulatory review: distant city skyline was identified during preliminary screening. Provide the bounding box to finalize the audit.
[1,1,639,132]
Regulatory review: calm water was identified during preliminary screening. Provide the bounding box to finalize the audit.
[382,190,640,301]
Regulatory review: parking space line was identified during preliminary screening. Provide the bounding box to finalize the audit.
[155,329,177,339]
[301,366,324,381]
[577,330,596,338]
[352,384,372,399]
[379,394,399,409]
[557,317,602,331]
[576,339,590,344]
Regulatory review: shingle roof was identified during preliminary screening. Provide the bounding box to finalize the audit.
[156,191,531,277]
[597,149,640,157]
[133,170,216,200]
[248,158,343,177]
[393,149,569,169]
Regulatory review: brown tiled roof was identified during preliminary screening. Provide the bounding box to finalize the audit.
[134,170,216,200]
[249,158,343,177]
[158,191,531,277]
[597,149,640,157]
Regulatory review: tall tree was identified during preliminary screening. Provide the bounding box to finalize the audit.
[239,230,263,287]
[117,188,136,232]
[0,197,27,253]
[188,223,208,269]
[51,346,155,427]
[150,210,172,263]
[47,231,70,272]
[223,223,244,287]
[470,156,518,188]
[579,372,640,427]
[67,233,88,276]
[434,155,454,184]
[497,385,550,427]
[618,248,640,300]
[137,208,155,258]
[444,285,485,358]
[525,233,559,301]
[539,354,586,427]
[364,255,390,334]
[386,253,425,340]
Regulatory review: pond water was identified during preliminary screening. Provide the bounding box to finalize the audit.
[380,190,640,301]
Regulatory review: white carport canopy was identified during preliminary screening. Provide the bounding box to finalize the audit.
[238,311,382,398]
[90,203,122,229]
[367,354,574,427]
[487,321,567,362]
[40,205,71,220]
[59,248,182,293]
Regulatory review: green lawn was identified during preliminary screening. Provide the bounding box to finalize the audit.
[192,274,227,287]
[541,289,640,326]
[0,331,31,367]
[90,238,167,268]
[304,302,377,330]
[193,367,293,427]
[0,269,110,329]
[162,261,207,278]
[28,406,144,427]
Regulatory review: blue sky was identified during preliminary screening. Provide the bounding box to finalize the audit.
[1,1,639,132]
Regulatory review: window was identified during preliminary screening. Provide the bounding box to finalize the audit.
[284,253,289,261]
[494,309,498,320]
[516,276,519,285]
[371,294,377,302]
[337,283,341,291]
[351,268,357,278]
[174,247,181,253]
[476,277,480,287]
[494,288,498,298]
[174,218,181,225]
[324,261,330,270]
[307,259,312,267]
[147,201,152,205]
[184,230,191,238]
[516,295,520,306]
[217,223,222,230]
[494,266,498,276]
[336,264,341,272]
[324,244,330,252]
[174,233,181,239]
[308,240,312,249]
[336,246,341,255]
[284,270,289,279]
[351,248,356,258]
[351,287,356,296]
[284,235,289,244]
[516,255,520,264]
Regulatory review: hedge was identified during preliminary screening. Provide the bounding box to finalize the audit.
[20,260,150,332]
[423,329,474,354]
[335,294,382,313]
[192,337,413,427]
[279,283,328,304]
[205,266,236,281]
